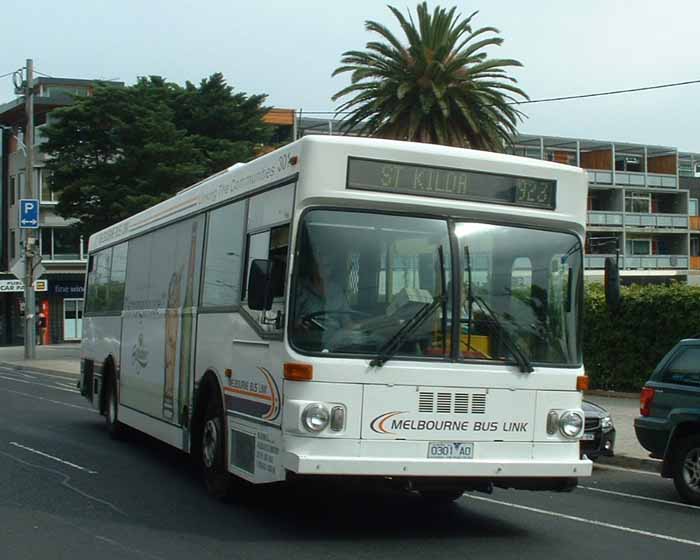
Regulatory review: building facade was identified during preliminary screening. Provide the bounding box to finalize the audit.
[0,77,122,345]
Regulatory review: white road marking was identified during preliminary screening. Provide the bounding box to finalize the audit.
[0,366,78,383]
[0,374,80,394]
[19,372,37,379]
[580,485,700,511]
[0,387,96,413]
[464,495,700,548]
[9,442,98,474]
[57,382,79,390]
[594,463,660,477]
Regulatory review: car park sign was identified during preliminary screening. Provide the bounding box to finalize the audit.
[19,199,40,229]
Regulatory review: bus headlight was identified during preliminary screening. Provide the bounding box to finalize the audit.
[301,403,330,432]
[559,410,584,438]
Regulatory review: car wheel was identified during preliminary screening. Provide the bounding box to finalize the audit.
[201,397,234,500]
[671,435,700,506]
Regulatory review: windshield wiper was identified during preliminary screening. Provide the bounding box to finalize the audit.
[370,246,447,368]
[471,294,534,374]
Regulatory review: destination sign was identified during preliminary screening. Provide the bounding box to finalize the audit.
[347,157,556,210]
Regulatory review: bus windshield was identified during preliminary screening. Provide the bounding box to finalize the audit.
[289,210,582,366]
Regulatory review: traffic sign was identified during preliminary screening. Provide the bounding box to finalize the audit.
[19,199,40,229]
[10,257,45,283]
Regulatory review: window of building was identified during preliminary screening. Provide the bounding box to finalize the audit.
[615,155,643,172]
[40,228,84,261]
[45,86,89,97]
[625,192,651,213]
[626,239,651,256]
[17,172,25,199]
[689,198,699,216]
[38,169,56,202]
[691,237,700,257]
[9,176,15,206]
[10,231,15,259]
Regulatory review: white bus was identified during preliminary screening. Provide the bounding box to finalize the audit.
[80,135,592,501]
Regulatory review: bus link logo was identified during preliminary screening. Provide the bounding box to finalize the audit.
[370,411,470,435]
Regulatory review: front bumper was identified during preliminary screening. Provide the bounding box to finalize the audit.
[581,428,616,459]
[283,438,592,478]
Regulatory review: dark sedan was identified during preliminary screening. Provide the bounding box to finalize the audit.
[581,400,616,460]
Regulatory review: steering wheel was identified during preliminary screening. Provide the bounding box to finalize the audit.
[300,310,370,331]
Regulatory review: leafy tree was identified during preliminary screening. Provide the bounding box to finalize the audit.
[42,74,271,238]
[332,2,528,150]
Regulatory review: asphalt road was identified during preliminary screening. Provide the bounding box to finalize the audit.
[0,365,698,560]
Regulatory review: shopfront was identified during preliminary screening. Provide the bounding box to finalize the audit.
[0,274,84,345]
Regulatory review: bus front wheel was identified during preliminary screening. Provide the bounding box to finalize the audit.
[201,398,234,500]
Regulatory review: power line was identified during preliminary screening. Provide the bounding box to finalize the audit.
[0,70,19,79]
[298,78,700,115]
[33,68,52,77]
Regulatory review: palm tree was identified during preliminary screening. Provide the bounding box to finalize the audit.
[332,3,528,151]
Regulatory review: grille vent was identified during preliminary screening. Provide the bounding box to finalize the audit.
[418,391,487,414]
[585,417,600,431]
[471,394,487,414]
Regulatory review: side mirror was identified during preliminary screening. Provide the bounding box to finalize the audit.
[247,259,274,311]
[604,256,620,310]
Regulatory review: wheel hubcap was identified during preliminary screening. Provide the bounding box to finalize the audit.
[108,389,116,424]
[202,418,219,468]
[683,447,700,491]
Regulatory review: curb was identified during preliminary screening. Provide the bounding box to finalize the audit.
[585,389,640,400]
[0,361,80,379]
[595,454,661,474]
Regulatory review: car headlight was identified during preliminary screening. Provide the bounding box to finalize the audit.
[301,403,330,432]
[601,415,613,431]
[559,410,584,438]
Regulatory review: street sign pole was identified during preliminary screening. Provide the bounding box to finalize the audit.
[23,59,36,359]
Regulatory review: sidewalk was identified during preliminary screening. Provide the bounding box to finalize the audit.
[0,344,658,472]
[0,343,80,376]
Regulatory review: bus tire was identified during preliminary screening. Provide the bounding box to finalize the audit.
[201,397,234,500]
[105,374,124,439]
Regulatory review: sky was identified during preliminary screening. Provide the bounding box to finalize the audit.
[2,0,700,151]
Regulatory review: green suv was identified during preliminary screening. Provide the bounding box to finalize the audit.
[635,338,700,505]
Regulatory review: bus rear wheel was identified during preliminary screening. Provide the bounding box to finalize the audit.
[105,375,123,439]
[201,398,234,500]
[418,488,464,504]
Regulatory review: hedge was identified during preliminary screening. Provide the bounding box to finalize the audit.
[583,282,700,392]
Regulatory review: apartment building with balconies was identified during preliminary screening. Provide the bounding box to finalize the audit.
[510,134,692,284]
[679,151,700,279]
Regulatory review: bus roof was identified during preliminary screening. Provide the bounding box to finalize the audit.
[88,136,588,253]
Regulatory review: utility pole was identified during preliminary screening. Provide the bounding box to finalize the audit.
[23,58,36,359]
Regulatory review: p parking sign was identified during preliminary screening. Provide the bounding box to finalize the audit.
[19,199,40,229]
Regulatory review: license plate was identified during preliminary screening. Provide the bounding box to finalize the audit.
[427,441,474,459]
[581,433,595,441]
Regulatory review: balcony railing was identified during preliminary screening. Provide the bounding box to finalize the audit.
[624,213,688,229]
[690,216,700,231]
[586,170,678,189]
[587,212,688,229]
[585,254,689,270]
[691,256,700,270]
[588,211,623,226]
